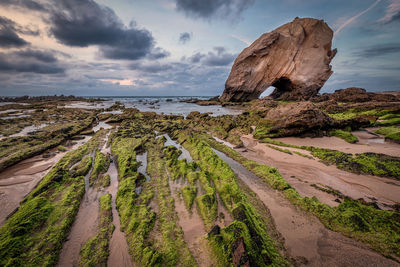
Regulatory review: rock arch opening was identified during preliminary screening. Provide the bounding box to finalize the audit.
[269,77,294,99]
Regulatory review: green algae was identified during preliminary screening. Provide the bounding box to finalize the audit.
[0,130,107,267]
[90,151,109,186]
[57,145,67,152]
[0,177,85,267]
[375,126,400,142]
[266,144,292,154]
[72,156,92,177]
[173,131,288,266]
[0,115,95,172]
[111,137,141,179]
[181,186,197,211]
[146,138,197,266]
[102,174,111,187]
[328,129,359,143]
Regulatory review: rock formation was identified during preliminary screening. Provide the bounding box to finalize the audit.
[220,17,336,102]
[312,87,400,103]
[264,101,334,137]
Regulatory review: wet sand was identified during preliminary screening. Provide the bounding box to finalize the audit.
[169,178,213,267]
[106,160,133,267]
[0,137,90,226]
[241,135,400,209]
[213,148,399,266]
[276,129,400,158]
[57,159,101,267]
[57,133,114,267]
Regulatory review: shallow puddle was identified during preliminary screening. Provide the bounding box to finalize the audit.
[92,121,113,133]
[9,123,48,137]
[212,136,236,148]
[136,152,150,181]
[157,133,193,162]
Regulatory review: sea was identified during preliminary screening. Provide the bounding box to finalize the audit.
[63,96,244,117]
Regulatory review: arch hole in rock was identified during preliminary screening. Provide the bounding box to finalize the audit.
[270,77,294,99]
[259,86,275,98]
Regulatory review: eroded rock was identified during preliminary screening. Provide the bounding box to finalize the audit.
[264,101,333,137]
[221,17,336,102]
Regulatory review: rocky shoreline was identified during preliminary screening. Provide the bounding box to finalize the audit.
[0,94,399,266]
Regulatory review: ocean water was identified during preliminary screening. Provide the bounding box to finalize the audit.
[63,96,244,117]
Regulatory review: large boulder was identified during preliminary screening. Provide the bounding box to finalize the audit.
[220,17,336,102]
[264,101,333,136]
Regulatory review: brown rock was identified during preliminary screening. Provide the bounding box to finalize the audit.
[231,237,250,267]
[312,87,400,103]
[265,101,333,136]
[221,17,336,102]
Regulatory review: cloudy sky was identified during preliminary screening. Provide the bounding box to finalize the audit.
[0,0,399,96]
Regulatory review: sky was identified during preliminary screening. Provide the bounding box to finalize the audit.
[0,0,399,96]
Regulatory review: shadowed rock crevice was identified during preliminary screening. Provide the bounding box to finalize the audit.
[221,17,336,102]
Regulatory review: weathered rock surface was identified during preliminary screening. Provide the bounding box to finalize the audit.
[220,17,336,102]
[264,101,334,137]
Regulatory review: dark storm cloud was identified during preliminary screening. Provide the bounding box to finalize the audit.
[203,47,235,66]
[49,0,166,60]
[179,32,191,44]
[184,47,235,66]
[129,62,172,72]
[175,0,255,19]
[0,16,29,48]
[384,11,400,24]
[355,43,400,57]
[0,50,64,74]
[16,49,57,63]
[0,0,48,11]
[187,52,205,63]
[147,47,170,60]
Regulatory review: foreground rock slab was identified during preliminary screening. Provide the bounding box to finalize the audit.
[221,17,336,102]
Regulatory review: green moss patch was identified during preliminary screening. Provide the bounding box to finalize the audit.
[375,126,400,143]
[0,130,107,266]
[181,186,197,212]
[328,129,359,143]
[90,151,109,186]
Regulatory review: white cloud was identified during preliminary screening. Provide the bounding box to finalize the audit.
[231,34,251,46]
[379,0,400,23]
[334,0,382,36]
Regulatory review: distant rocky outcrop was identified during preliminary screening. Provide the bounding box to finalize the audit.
[220,17,336,102]
[312,87,400,103]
